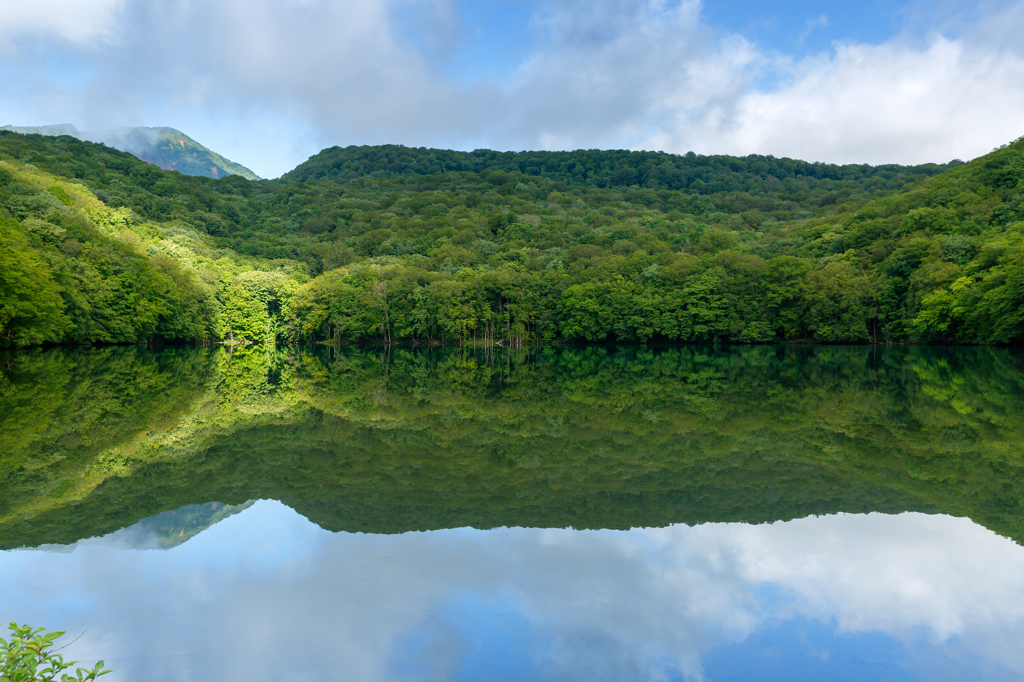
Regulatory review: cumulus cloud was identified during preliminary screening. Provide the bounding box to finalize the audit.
[488,0,758,152]
[674,33,1024,164]
[0,0,1023,175]
[0,0,127,49]
[656,514,1024,642]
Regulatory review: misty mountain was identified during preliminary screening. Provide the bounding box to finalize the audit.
[26,501,256,552]
[0,123,259,180]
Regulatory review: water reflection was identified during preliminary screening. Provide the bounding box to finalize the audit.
[3,502,1022,682]
[3,345,1023,547]
[2,345,1023,680]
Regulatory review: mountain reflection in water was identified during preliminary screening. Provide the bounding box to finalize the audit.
[1,345,1023,680]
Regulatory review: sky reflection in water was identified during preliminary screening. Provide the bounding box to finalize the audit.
[3,501,1023,682]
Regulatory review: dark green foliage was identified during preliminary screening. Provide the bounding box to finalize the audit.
[1,131,1022,347]
[1,345,1022,547]
[282,144,954,193]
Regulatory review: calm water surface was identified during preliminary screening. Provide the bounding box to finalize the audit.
[1,345,1022,681]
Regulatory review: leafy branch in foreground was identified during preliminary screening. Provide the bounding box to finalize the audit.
[1,624,111,682]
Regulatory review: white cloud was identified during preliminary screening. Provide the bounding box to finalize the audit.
[0,0,127,49]
[673,34,1024,164]
[4,504,1024,681]
[691,514,1024,638]
[1,0,1023,175]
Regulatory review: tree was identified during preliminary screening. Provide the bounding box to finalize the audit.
[0,226,72,347]
[765,256,811,339]
[222,282,268,343]
[559,282,610,341]
[371,280,391,343]
[803,262,875,342]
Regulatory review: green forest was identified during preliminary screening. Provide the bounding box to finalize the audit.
[1,345,1022,547]
[2,130,1023,349]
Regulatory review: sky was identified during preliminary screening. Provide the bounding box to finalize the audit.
[1,0,1023,178]
[4,503,1024,681]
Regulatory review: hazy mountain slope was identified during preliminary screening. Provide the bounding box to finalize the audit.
[0,123,260,180]
[0,124,81,137]
[85,127,260,180]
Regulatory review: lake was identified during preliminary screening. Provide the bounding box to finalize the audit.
[1,345,1023,680]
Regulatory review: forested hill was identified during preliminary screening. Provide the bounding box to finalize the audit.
[1,130,1022,348]
[282,143,958,193]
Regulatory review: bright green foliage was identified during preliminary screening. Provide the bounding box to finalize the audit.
[0,225,71,346]
[222,283,268,343]
[1,131,1022,347]
[560,282,611,341]
[289,269,381,342]
[1,623,110,682]
[0,146,303,348]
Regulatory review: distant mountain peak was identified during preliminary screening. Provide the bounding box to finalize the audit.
[0,123,260,180]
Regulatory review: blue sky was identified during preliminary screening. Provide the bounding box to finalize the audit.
[704,0,900,52]
[1,0,1023,177]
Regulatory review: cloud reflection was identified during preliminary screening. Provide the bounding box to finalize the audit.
[1,503,1022,681]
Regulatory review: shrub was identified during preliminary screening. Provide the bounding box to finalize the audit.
[1,623,111,682]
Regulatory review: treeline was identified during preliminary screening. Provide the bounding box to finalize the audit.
[0,131,1022,348]
[287,259,876,345]
[281,143,957,193]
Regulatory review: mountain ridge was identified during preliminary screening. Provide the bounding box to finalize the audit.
[282,142,960,191]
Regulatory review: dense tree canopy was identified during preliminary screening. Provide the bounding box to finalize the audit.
[1,131,1021,348]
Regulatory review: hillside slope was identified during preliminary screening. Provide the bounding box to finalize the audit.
[0,131,1021,347]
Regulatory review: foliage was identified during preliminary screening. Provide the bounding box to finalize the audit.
[0,144,306,348]
[0,131,1021,348]
[1,623,110,682]
[281,144,955,193]
[0,225,71,346]
[1,345,1022,548]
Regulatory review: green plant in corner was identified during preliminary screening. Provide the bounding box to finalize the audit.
[1,624,111,682]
